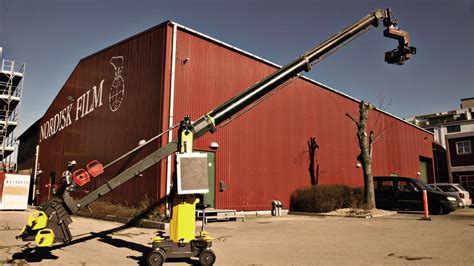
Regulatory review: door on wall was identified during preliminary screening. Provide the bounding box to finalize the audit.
[419,160,428,183]
[419,156,434,183]
[201,151,216,208]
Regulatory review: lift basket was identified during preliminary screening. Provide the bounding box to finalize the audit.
[87,160,104,177]
[73,169,90,186]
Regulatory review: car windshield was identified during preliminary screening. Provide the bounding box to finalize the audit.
[429,185,443,192]
[437,185,458,192]
[454,184,467,191]
[412,179,434,191]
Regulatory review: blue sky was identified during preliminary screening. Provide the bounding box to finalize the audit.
[0,0,473,135]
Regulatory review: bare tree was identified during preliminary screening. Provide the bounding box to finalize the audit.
[294,137,321,186]
[308,137,320,186]
[346,101,376,209]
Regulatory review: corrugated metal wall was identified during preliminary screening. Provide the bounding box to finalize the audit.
[37,25,168,206]
[171,27,434,210]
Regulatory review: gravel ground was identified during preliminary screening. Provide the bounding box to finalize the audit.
[324,208,397,218]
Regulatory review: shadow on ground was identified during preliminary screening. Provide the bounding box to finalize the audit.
[8,198,196,265]
[8,223,143,264]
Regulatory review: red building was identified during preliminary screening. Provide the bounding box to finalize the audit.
[36,21,434,211]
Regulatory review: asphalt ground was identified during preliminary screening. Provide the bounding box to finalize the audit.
[1,207,473,265]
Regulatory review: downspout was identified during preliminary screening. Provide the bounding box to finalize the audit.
[32,144,39,204]
[165,24,178,218]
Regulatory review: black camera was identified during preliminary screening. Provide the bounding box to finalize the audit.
[385,46,416,65]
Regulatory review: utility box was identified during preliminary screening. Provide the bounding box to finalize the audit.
[0,173,30,210]
[176,153,209,195]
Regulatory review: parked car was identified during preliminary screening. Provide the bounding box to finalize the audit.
[429,185,465,208]
[429,183,472,207]
[468,187,474,206]
[373,176,459,214]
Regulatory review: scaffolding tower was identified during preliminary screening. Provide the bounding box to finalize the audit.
[0,58,25,171]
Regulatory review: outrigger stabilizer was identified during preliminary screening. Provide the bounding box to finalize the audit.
[18,8,415,265]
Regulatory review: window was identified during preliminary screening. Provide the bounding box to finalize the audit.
[447,125,461,133]
[380,180,394,191]
[398,180,419,192]
[456,140,471,155]
[454,184,466,191]
[459,175,474,190]
[437,185,457,192]
[374,179,394,191]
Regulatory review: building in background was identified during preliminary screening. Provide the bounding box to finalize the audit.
[406,98,474,148]
[17,119,41,172]
[406,98,474,183]
[34,21,433,211]
[0,51,25,172]
[445,131,474,188]
[17,119,41,204]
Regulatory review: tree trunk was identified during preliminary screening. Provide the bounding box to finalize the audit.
[347,101,376,209]
[308,137,319,186]
[359,129,375,210]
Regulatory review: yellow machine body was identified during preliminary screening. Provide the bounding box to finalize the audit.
[179,130,193,153]
[169,197,199,243]
[19,210,48,238]
[19,211,56,247]
[27,211,48,230]
[35,228,55,247]
[199,230,214,241]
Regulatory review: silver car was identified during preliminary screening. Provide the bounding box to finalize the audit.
[429,183,472,207]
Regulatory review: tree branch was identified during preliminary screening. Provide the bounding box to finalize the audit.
[346,113,358,125]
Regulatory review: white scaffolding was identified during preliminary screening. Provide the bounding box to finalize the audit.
[0,59,25,171]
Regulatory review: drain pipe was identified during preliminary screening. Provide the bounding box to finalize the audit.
[32,144,40,204]
[165,24,178,218]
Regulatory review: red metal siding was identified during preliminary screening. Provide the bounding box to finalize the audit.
[37,26,168,206]
[171,28,434,211]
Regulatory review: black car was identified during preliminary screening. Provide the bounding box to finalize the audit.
[373,176,458,214]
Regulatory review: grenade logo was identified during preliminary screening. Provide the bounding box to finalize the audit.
[109,56,125,112]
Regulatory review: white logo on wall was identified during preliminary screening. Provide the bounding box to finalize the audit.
[109,56,125,112]
[39,55,126,142]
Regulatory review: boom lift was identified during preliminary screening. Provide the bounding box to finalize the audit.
[17,8,415,265]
